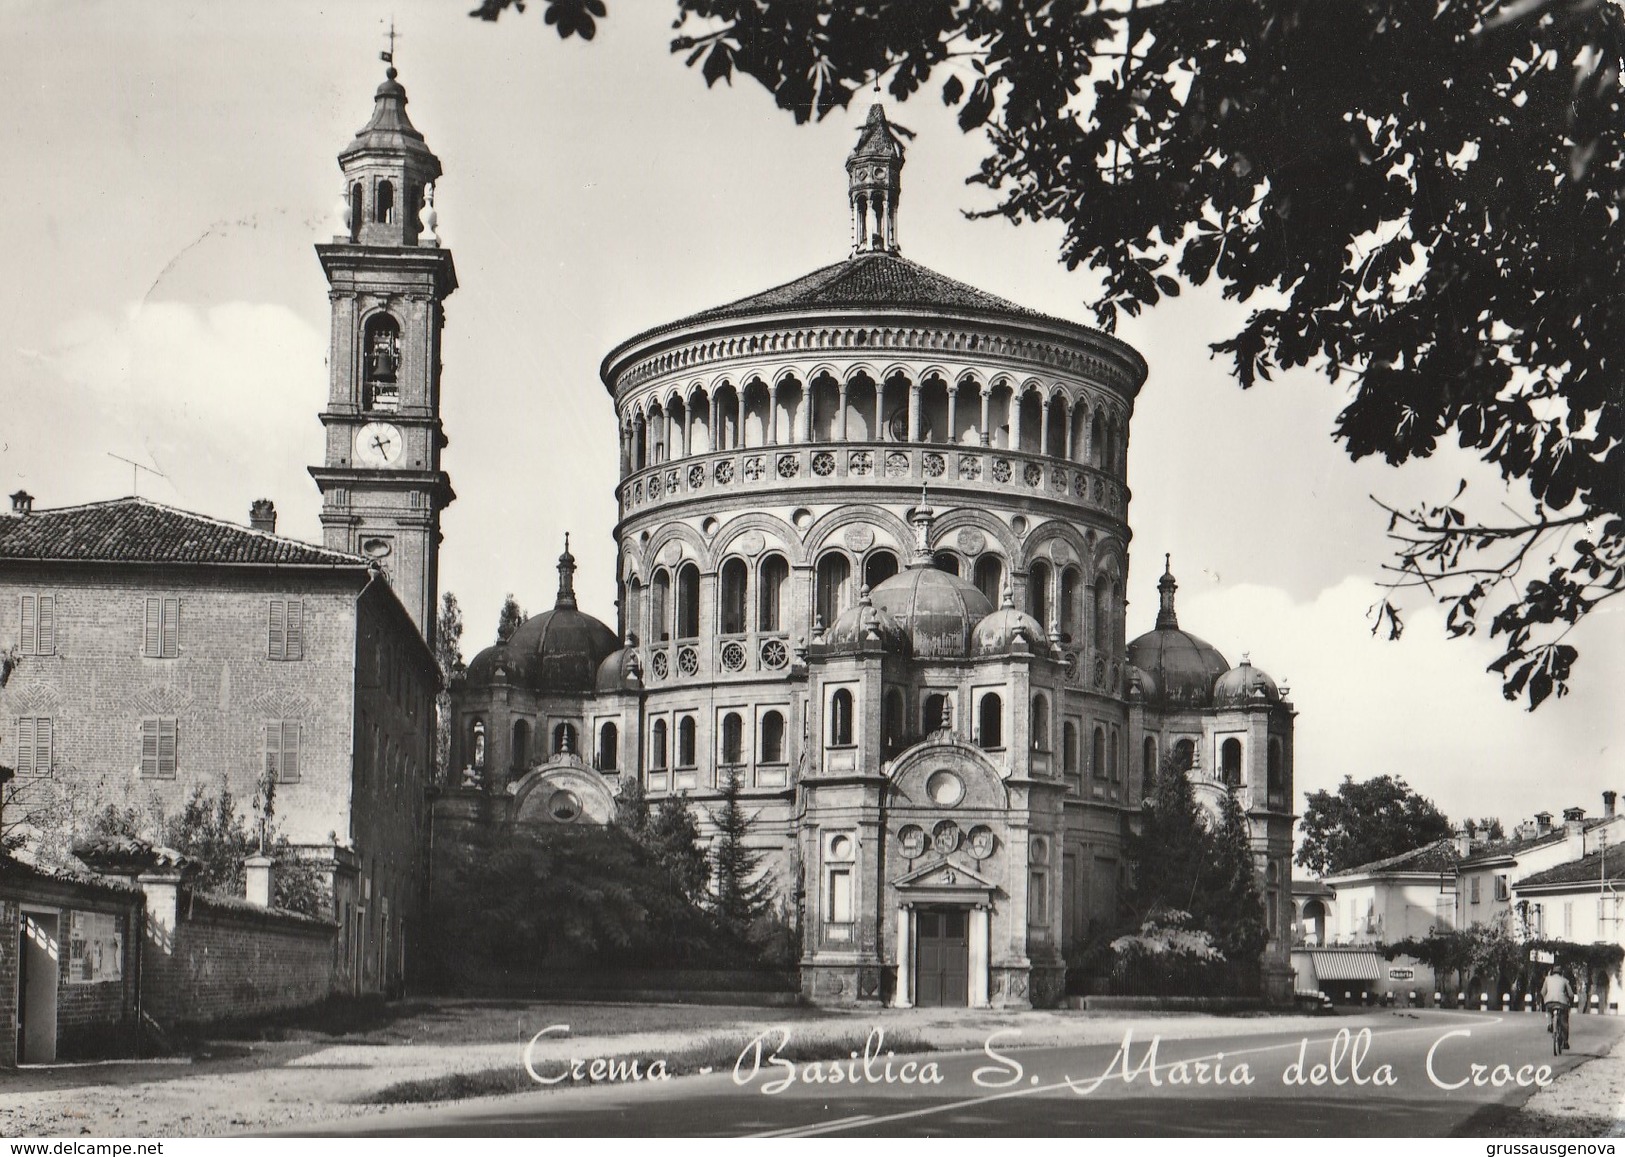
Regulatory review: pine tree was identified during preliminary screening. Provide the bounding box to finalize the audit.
[1209,787,1268,967]
[433,591,465,784]
[708,768,775,934]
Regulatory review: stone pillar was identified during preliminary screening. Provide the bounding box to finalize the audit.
[138,867,186,958]
[980,389,991,446]
[946,388,957,446]
[1012,391,1024,450]
[769,382,780,445]
[1039,400,1050,458]
[969,905,991,1008]
[798,383,812,444]
[894,906,913,1008]
[837,382,849,442]
[907,383,921,443]
[875,387,886,441]
[1065,402,1076,460]
[245,854,275,908]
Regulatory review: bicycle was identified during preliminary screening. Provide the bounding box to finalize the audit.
[1548,1003,1570,1055]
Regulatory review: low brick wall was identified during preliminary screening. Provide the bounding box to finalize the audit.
[143,888,339,1029]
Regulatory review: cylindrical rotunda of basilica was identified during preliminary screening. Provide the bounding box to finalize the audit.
[601,108,1147,801]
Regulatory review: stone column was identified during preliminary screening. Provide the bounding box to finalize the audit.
[769,382,780,445]
[1012,391,1024,451]
[875,386,886,441]
[970,904,991,1008]
[837,382,849,442]
[1039,401,1051,458]
[907,383,921,443]
[980,389,991,446]
[1065,401,1076,460]
[798,382,812,444]
[894,905,913,1008]
[945,388,957,446]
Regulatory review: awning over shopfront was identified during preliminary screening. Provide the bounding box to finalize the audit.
[1311,951,1383,981]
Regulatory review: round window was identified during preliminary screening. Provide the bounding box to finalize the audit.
[548,790,582,822]
[830,834,853,861]
[926,769,965,807]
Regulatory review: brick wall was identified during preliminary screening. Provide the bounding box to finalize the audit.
[54,903,139,1059]
[0,897,17,1067]
[142,889,338,1028]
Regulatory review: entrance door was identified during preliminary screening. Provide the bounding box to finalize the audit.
[19,912,59,1064]
[915,908,969,1007]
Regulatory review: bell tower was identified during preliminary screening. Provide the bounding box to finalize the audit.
[311,60,456,646]
[847,105,907,255]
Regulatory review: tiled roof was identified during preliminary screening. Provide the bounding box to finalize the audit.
[1516,844,1625,889]
[0,497,366,568]
[1334,838,1462,878]
[1459,819,1607,866]
[633,252,1106,342]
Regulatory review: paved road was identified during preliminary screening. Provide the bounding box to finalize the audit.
[320,1009,1624,1137]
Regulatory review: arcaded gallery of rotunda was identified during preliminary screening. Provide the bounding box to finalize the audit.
[449,106,1297,1007]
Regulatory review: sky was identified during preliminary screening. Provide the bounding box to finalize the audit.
[1,1,1618,835]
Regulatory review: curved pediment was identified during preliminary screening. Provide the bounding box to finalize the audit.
[887,738,1009,811]
[509,755,616,826]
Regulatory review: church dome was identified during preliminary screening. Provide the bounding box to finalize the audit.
[1213,657,1280,707]
[594,640,645,692]
[826,586,909,653]
[972,587,1048,655]
[464,540,618,696]
[1125,557,1230,710]
[1125,664,1159,703]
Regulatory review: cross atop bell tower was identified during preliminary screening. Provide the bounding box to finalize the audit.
[311,56,457,647]
[847,105,907,255]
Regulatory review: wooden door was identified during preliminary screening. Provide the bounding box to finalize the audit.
[915,908,969,1007]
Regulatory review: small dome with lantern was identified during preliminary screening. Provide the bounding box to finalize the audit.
[595,636,645,692]
[826,585,910,652]
[972,585,1048,655]
[1213,655,1281,707]
[1125,556,1231,710]
[866,496,994,659]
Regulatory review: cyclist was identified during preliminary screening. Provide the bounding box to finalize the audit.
[1541,967,1575,1049]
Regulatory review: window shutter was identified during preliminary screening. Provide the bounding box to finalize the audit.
[265,720,281,780]
[286,600,303,661]
[37,596,54,655]
[268,600,285,660]
[17,718,35,776]
[161,598,180,658]
[20,595,35,654]
[144,598,161,657]
[158,718,177,776]
[283,722,300,783]
[140,718,159,776]
[34,718,51,776]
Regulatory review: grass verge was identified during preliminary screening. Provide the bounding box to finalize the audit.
[363,1026,930,1106]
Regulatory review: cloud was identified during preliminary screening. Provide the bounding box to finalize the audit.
[1177,576,1624,830]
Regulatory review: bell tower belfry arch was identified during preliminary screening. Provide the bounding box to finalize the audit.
[311,61,456,646]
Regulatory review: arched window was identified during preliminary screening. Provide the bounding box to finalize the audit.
[864,549,899,592]
[552,721,577,756]
[348,184,363,241]
[1030,695,1049,751]
[1028,561,1052,631]
[675,563,700,639]
[760,711,785,763]
[1064,722,1079,779]
[758,555,788,631]
[624,578,642,640]
[1090,411,1105,467]
[1109,731,1120,782]
[1060,567,1082,642]
[651,569,671,642]
[375,179,395,224]
[362,314,401,411]
[1221,737,1243,787]
[471,719,486,770]
[932,551,960,577]
[719,558,748,635]
[1092,726,1106,779]
[721,712,744,764]
[882,689,904,751]
[1173,738,1195,772]
[829,689,854,746]
[677,716,697,767]
[978,693,1003,749]
[1267,737,1285,804]
[1143,736,1158,789]
[974,555,1003,607]
[597,721,619,772]
[650,719,668,770]
[1092,577,1109,650]
[815,552,852,631]
[923,692,951,733]
[512,720,529,772]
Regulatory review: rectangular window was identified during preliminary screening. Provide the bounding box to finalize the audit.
[140,717,178,778]
[1493,874,1509,901]
[265,720,302,784]
[18,594,55,656]
[268,599,304,660]
[15,717,52,777]
[1470,876,1481,904]
[143,597,180,658]
[825,868,853,924]
[1563,901,1574,938]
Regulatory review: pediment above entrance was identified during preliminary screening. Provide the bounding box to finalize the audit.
[893,856,998,899]
[887,740,1009,810]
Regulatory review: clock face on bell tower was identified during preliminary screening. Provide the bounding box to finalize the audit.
[308,63,457,647]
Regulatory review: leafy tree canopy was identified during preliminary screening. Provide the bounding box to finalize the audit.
[495,593,526,644]
[1297,774,1454,876]
[479,0,1624,710]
